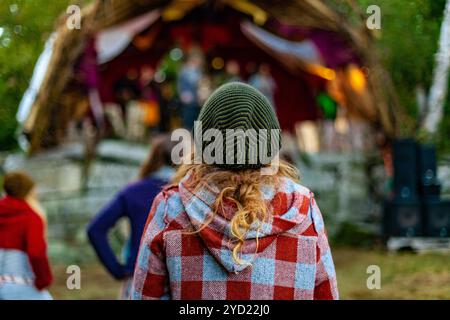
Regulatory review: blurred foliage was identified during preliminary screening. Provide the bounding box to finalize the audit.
[0,0,449,151]
[331,221,378,248]
[0,0,75,150]
[329,0,449,149]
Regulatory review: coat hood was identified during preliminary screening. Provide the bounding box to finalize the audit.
[178,173,313,273]
[0,196,31,219]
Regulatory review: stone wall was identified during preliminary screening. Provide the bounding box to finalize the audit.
[2,141,449,262]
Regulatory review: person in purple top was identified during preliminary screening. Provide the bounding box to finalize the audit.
[87,134,176,299]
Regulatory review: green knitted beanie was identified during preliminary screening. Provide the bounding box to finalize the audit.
[195,82,281,170]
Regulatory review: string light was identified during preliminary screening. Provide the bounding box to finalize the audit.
[169,48,183,61]
[348,64,366,93]
[306,64,336,81]
[212,57,225,70]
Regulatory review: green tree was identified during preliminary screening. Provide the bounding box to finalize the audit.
[0,0,73,150]
[330,0,449,148]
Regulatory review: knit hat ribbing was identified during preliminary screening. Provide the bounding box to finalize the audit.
[196,82,281,170]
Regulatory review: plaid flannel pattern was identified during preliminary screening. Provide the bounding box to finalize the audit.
[131,177,338,300]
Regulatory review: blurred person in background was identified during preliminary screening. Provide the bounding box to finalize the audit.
[0,172,53,300]
[249,63,277,113]
[139,66,162,137]
[87,134,177,299]
[224,60,243,83]
[159,81,181,131]
[177,52,203,131]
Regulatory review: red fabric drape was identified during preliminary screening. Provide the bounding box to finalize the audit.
[97,11,324,132]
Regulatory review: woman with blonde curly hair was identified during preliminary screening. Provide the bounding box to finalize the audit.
[132,82,338,300]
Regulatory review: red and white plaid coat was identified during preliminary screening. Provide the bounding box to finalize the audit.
[131,172,338,300]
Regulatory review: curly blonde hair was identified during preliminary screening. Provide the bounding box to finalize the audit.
[173,156,299,265]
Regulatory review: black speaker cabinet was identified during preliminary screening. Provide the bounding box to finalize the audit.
[383,200,423,237]
[417,144,438,184]
[420,183,442,200]
[417,144,441,200]
[393,139,418,201]
[423,200,450,237]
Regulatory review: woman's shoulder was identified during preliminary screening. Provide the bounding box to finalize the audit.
[150,184,185,223]
[126,177,159,189]
[23,205,45,229]
[121,177,167,196]
[161,183,181,197]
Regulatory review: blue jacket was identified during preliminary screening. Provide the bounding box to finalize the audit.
[87,167,174,279]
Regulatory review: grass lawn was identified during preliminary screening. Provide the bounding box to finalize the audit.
[49,247,450,300]
[334,247,450,299]
[50,264,121,300]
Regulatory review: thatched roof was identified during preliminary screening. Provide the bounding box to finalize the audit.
[23,0,398,154]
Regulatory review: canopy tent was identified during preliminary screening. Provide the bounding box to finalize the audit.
[19,0,398,154]
[96,10,161,64]
[94,8,330,130]
[17,33,57,124]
